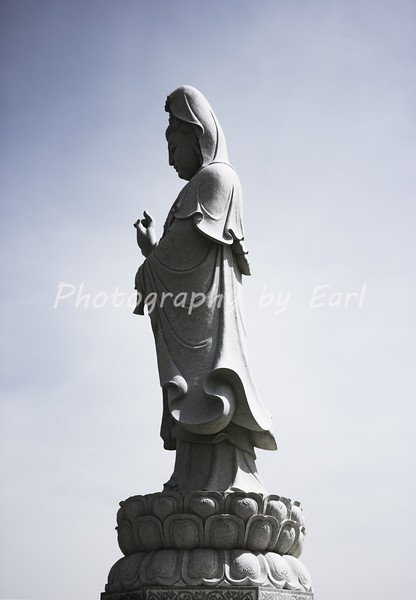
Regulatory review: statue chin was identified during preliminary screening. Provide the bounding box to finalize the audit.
[174,166,198,181]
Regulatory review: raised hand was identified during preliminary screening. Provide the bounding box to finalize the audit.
[134,211,157,257]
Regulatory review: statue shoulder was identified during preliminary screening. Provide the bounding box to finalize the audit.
[175,163,242,219]
[194,162,241,191]
[172,163,245,247]
[191,163,242,210]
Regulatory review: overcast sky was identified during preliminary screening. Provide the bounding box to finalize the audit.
[1,1,415,599]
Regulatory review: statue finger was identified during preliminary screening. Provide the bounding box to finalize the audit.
[143,211,154,225]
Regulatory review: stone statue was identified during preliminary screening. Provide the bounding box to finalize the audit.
[133,85,276,494]
[101,86,313,600]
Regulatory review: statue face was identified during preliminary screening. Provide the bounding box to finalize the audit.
[166,119,202,181]
[167,131,202,181]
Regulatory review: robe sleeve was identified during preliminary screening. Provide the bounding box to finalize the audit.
[173,164,251,275]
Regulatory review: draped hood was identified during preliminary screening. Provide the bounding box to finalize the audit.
[166,85,229,167]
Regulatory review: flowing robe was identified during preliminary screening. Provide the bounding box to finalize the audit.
[135,163,276,490]
[135,163,276,491]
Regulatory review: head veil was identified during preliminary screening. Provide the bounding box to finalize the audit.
[165,85,229,167]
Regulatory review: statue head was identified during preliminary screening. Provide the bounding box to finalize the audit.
[165,85,229,180]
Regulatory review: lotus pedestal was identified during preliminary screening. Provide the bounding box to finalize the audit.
[101,492,314,599]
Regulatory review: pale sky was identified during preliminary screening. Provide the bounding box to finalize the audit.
[1,1,415,599]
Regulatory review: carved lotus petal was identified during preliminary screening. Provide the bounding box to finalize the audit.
[205,514,244,549]
[123,496,146,521]
[264,551,291,588]
[118,552,146,590]
[150,492,183,521]
[185,491,224,517]
[226,550,267,585]
[290,502,306,527]
[230,497,259,522]
[226,492,263,521]
[133,516,164,551]
[284,554,313,591]
[164,514,203,549]
[116,506,125,525]
[244,515,280,552]
[140,549,181,585]
[266,499,288,523]
[275,520,299,554]
[116,520,137,556]
[182,548,224,585]
[278,496,292,515]
[188,497,219,520]
[288,528,305,558]
[105,556,125,592]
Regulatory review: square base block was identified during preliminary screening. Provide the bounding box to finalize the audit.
[101,587,314,600]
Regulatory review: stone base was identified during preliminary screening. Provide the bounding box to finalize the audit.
[101,586,314,600]
[103,492,313,598]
